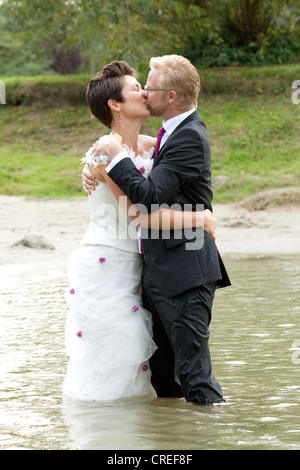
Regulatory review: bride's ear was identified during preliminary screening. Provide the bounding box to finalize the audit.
[107,99,120,112]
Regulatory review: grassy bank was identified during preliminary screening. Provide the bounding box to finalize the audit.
[1,95,299,202]
[0,65,299,202]
[2,63,300,106]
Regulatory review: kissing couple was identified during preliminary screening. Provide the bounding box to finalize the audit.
[63,54,230,405]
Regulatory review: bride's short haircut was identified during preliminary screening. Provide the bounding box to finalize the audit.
[149,55,200,109]
[86,61,138,128]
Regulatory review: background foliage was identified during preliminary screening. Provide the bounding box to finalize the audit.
[0,1,299,203]
[0,0,299,76]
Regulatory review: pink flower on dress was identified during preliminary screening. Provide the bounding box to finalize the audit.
[138,166,145,174]
[70,288,75,295]
[142,365,149,371]
[132,305,139,312]
[99,257,106,264]
[77,331,82,338]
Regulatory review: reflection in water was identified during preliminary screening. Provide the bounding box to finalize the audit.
[0,255,299,450]
[62,396,223,450]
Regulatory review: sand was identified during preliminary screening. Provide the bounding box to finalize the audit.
[0,193,299,283]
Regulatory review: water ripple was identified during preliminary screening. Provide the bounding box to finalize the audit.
[0,255,299,450]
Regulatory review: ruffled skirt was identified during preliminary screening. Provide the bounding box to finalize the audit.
[63,245,157,402]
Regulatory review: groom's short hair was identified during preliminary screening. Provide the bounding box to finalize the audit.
[149,55,200,109]
[86,61,138,128]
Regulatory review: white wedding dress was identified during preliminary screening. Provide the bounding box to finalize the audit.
[63,144,156,402]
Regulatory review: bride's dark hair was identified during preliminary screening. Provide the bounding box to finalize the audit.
[86,61,138,128]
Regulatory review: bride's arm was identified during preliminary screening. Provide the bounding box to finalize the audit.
[136,207,215,238]
[91,164,216,240]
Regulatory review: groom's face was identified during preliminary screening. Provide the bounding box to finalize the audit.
[143,69,170,118]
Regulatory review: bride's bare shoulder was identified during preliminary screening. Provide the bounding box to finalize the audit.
[138,134,157,152]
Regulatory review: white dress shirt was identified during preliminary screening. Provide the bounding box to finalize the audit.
[159,108,196,150]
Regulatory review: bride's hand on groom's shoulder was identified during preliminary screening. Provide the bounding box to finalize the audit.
[81,134,123,194]
[81,163,98,195]
[90,133,123,159]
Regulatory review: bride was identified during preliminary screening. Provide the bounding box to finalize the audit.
[63,61,216,402]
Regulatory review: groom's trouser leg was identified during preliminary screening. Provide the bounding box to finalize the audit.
[143,264,224,404]
[142,278,183,397]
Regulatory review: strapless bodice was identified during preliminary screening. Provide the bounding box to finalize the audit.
[81,182,140,253]
[80,144,154,253]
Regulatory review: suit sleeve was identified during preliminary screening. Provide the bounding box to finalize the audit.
[107,128,205,213]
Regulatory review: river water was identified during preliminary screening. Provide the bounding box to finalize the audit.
[0,254,299,450]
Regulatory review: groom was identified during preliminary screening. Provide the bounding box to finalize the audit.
[82,55,230,404]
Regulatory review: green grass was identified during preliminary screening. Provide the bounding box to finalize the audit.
[198,93,300,202]
[0,91,299,202]
[0,105,101,198]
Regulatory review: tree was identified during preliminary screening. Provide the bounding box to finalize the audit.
[1,0,299,74]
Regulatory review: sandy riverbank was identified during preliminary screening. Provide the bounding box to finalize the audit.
[0,193,299,282]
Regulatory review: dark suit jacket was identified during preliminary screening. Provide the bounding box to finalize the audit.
[108,110,231,297]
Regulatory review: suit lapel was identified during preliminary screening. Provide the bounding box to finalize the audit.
[152,110,201,168]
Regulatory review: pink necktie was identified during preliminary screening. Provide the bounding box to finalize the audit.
[139,127,164,254]
[154,127,166,156]
[141,127,165,254]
